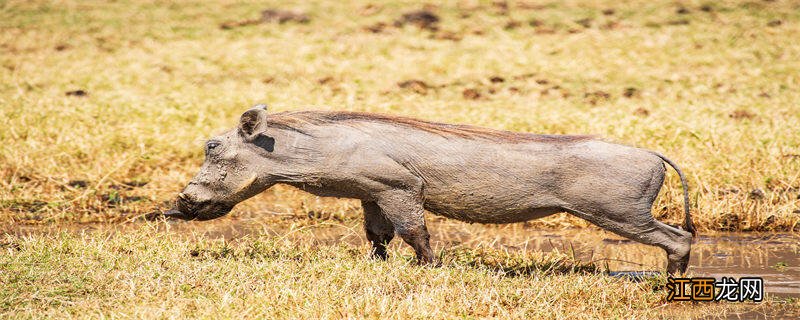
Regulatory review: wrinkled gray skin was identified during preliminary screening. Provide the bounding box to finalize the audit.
[169,105,695,274]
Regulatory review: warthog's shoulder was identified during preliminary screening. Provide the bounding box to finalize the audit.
[266,110,595,143]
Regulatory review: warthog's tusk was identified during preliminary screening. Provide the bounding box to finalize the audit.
[163,209,191,220]
[178,192,188,201]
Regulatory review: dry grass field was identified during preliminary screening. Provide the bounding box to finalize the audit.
[1,222,798,319]
[2,0,799,231]
[2,0,800,318]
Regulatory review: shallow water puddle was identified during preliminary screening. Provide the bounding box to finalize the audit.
[6,218,799,298]
[425,221,800,298]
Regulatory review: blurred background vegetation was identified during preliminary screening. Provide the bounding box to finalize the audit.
[1,0,799,231]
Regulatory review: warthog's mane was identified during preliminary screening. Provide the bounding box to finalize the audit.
[266,111,594,143]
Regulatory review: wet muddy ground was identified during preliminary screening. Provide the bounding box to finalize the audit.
[6,218,799,298]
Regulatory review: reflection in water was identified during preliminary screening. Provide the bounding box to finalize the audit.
[6,218,799,297]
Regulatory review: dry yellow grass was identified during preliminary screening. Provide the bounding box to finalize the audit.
[2,222,799,319]
[2,2,799,317]
[2,0,800,231]
[3,0,799,231]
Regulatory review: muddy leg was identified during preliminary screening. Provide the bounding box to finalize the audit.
[567,208,692,275]
[638,220,692,275]
[362,200,394,260]
[375,190,437,265]
[662,224,693,274]
[396,223,436,265]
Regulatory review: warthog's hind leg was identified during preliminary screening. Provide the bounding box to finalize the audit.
[362,200,395,260]
[565,207,693,275]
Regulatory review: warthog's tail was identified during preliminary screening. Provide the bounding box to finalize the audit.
[651,152,696,237]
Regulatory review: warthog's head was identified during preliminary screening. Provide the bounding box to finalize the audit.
[165,105,277,220]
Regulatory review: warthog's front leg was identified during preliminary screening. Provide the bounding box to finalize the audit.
[397,222,436,265]
[374,190,436,265]
[362,200,394,260]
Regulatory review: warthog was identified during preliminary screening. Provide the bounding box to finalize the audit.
[167,105,695,274]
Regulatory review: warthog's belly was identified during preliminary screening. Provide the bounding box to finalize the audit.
[423,201,563,224]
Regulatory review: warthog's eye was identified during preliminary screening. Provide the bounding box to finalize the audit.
[206,141,221,154]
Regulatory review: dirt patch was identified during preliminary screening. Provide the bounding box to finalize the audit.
[398,80,431,95]
[431,30,463,41]
[528,19,556,34]
[395,10,440,31]
[767,20,782,27]
[575,18,593,28]
[0,240,21,251]
[317,77,335,85]
[68,180,89,188]
[584,91,611,105]
[408,73,554,98]
[366,9,457,39]
[645,21,662,28]
[219,19,258,29]
[462,88,482,100]
[515,2,546,10]
[667,19,690,26]
[124,180,148,188]
[108,181,148,191]
[491,1,510,15]
[601,21,621,30]
[220,9,309,29]
[504,20,522,30]
[749,188,766,200]
[100,191,147,206]
[633,107,650,117]
[358,4,382,16]
[529,19,544,27]
[623,87,639,98]
[363,22,389,33]
[65,89,88,97]
[261,9,309,24]
[729,109,756,120]
[540,85,570,98]
[2,199,48,213]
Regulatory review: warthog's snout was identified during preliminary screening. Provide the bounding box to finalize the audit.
[164,192,233,221]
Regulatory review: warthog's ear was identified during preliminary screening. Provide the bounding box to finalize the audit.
[239,104,268,140]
